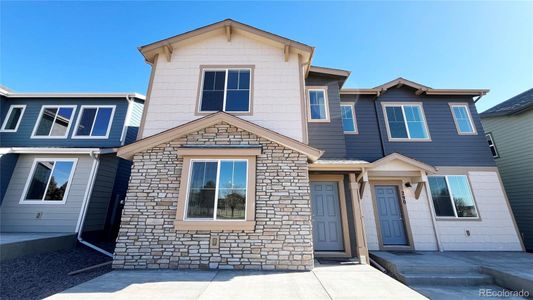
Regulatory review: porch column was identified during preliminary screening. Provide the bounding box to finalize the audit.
[349,173,369,264]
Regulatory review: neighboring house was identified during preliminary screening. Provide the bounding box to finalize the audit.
[113,19,524,271]
[480,88,533,251]
[0,89,144,253]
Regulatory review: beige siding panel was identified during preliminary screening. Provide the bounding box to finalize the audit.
[142,32,304,141]
[361,188,379,250]
[0,154,93,233]
[404,187,438,250]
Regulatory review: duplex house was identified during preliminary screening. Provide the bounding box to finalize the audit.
[480,89,533,251]
[113,19,524,270]
[0,87,144,256]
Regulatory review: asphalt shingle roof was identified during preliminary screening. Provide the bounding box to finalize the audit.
[480,88,533,117]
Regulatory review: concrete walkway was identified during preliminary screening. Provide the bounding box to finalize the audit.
[46,264,426,300]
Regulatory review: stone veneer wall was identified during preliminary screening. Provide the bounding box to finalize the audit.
[113,122,314,270]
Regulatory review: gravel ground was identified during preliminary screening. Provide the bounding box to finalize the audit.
[0,244,112,300]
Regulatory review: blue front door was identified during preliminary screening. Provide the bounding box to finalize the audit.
[375,185,408,246]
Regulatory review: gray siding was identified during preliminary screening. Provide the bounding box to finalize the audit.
[0,154,94,233]
[306,74,346,159]
[82,154,119,232]
[481,110,533,250]
[0,154,18,204]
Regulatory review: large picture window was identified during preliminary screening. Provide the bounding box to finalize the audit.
[21,158,77,204]
[450,103,476,135]
[1,105,26,132]
[383,103,430,140]
[428,175,478,218]
[199,68,251,113]
[32,105,76,138]
[185,159,248,220]
[73,105,115,138]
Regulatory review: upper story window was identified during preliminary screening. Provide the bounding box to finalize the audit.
[32,105,76,138]
[428,175,478,219]
[486,133,499,158]
[383,103,430,141]
[340,103,358,134]
[21,158,77,204]
[73,105,115,138]
[450,103,477,135]
[1,105,26,132]
[199,68,252,113]
[185,159,248,220]
[307,87,330,122]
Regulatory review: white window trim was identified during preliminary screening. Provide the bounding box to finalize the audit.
[72,105,116,139]
[340,102,358,134]
[198,68,252,114]
[31,105,77,139]
[449,103,477,135]
[0,105,26,132]
[307,87,330,122]
[486,132,499,158]
[382,102,431,141]
[19,158,78,205]
[430,175,480,220]
[183,158,249,222]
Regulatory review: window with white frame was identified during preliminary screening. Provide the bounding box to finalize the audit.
[199,68,251,112]
[32,106,76,138]
[428,175,478,218]
[73,105,115,138]
[383,103,429,140]
[21,159,77,203]
[308,88,329,121]
[450,103,476,134]
[486,133,499,158]
[185,159,248,220]
[1,105,26,132]
[340,103,357,133]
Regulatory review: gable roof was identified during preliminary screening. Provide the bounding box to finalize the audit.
[340,77,489,98]
[117,112,324,161]
[370,153,437,173]
[139,19,315,67]
[480,88,533,118]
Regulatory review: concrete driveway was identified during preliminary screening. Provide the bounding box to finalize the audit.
[46,264,426,300]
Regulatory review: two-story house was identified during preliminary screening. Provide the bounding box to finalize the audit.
[113,19,524,271]
[0,87,144,257]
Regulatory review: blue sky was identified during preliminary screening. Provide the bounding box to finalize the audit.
[1,1,532,112]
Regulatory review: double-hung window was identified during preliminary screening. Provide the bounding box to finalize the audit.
[21,158,77,204]
[428,175,478,218]
[340,103,358,133]
[450,103,477,135]
[486,133,499,158]
[307,88,329,122]
[199,68,252,113]
[73,105,115,138]
[32,105,76,138]
[185,159,248,220]
[383,103,430,141]
[1,105,26,132]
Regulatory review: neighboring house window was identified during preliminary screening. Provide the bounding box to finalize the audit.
[73,105,115,138]
[21,158,77,204]
[450,103,477,134]
[340,103,358,133]
[307,88,330,122]
[383,103,430,141]
[428,175,478,218]
[199,68,252,113]
[486,133,499,158]
[0,105,26,132]
[32,105,76,138]
[185,159,248,220]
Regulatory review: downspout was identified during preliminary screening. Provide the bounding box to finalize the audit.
[372,92,386,157]
[77,151,113,257]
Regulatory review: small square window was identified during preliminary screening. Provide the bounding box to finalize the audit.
[428,175,479,219]
[199,68,251,113]
[73,106,115,138]
[1,105,26,132]
[21,158,77,204]
[32,105,76,138]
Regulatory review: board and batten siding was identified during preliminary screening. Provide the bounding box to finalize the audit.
[481,110,533,250]
[361,168,523,251]
[0,154,94,233]
[141,32,305,142]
